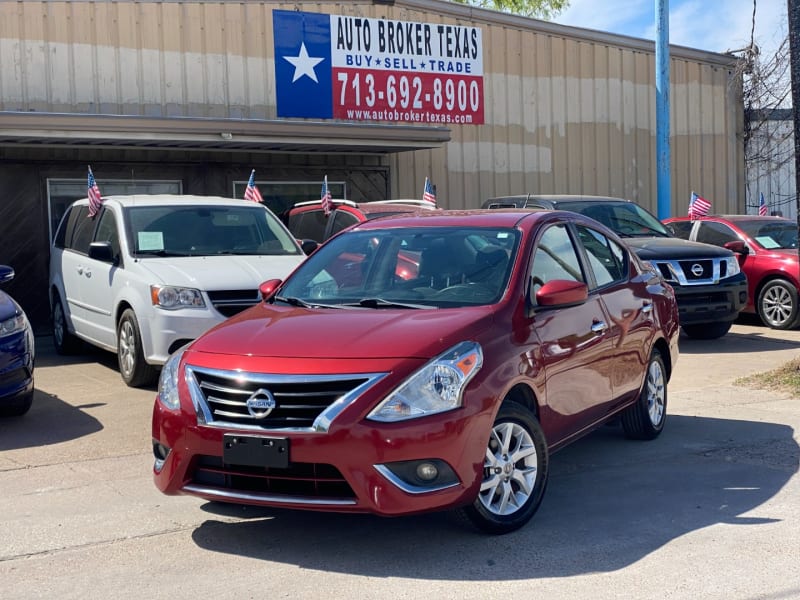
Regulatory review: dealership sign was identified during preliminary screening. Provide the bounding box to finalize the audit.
[273,10,484,125]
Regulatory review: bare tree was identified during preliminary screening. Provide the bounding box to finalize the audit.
[449,0,569,19]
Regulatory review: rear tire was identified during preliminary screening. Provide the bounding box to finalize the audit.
[52,295,80,354]
[622,349,667,440]
[681,321,732,340]
[117,309,158,388]
[757,279,800,330]
[456,401,549,534]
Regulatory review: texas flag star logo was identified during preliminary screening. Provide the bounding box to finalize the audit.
[273,10,333,118]
[284,43,324,83]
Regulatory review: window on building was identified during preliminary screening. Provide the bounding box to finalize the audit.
[47,179,182,242]
[233,180,347,218]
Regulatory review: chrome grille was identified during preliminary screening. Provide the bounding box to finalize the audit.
[186,365,386,432]
[651,257,727,286]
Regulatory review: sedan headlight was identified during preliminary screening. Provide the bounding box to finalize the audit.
[724,256,741,276]
[0,311,27,338]
[157,348,186,410]
[150,285,205,309]
[368,341,483,422]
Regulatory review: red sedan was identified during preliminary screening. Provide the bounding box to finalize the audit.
[152,209,680,534]
[665,215,799,329]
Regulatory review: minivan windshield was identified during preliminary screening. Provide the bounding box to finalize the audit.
[124,205,302,257]
[277,227,519,309]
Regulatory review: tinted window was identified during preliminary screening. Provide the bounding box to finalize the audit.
[576,226,627,287]
[69,208,97,254]
[735,220,798,249]
[696,222,738,247]
[327,211,360,239]
[667,221,694,239]
[93,208,121,263]
[289,209,329,242]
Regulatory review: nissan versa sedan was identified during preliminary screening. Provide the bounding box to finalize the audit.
[152,209,680,534]
[0,265,35,417]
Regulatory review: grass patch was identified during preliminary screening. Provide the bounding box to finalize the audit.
[736,357,800,396]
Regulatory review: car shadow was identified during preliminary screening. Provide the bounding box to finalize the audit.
[0,389,104,450]
[678,329,800,354]
[189,414,797,579]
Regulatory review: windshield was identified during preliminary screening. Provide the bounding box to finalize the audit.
[124,205,302,257]
[557,201,671,237]
[277,227,520,308]
[737,220,798,249]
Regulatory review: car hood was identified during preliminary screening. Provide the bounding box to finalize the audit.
[190,304,495,360]
[0,291,18,321]
[136,255,304,288]
[625,237,733,259]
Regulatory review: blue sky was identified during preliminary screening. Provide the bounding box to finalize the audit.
[552,0,786,58]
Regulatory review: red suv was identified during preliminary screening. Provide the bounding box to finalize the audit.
[665,215,800,329]
[285,199,437,244]
[152,209,680,534]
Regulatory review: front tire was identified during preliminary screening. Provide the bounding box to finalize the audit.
[117,309,158,387]
[622,349,667,440]
[0,391,33,417]
[681,321,732,340]
[457,401,549,534]
[757,279,800,330]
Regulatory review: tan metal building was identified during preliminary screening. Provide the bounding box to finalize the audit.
[0,0,744,331]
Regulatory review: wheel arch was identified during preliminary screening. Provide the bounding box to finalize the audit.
[652,337,673,383]
[502,382,540,419]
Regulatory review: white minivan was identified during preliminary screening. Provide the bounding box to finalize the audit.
[49,195,308,386]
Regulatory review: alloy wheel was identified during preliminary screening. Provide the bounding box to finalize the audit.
[479,421,539,516]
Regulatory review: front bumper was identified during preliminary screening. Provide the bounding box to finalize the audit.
[672,273,748,325]
[0,328,34,401]
[151,391,492,516]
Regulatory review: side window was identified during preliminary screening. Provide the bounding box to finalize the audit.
[576,226,627,288]
[326,211,359,239]
[68,207,96,254]
[667,220,694,239]
[289,210,328,242]
[696,222,738,247]
[531,224,584,296]
[93,209,121,263]
[53,206,77,249]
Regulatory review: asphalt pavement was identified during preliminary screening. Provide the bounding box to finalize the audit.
[1,318,799,600]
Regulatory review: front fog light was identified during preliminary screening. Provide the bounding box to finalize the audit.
[375,459,459,494]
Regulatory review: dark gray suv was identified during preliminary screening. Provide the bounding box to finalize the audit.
[483,195,748,339]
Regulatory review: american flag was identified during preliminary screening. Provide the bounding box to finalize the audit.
[321,175,333,216]
[688,191,711,219]
[758,192,767,216]
[244,169,263,203]
[87,166,104,218]
[422,177,436,206]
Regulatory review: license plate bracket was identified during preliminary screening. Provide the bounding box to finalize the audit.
[222,434,290,468]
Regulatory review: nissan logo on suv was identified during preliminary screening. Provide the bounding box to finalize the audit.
[690,263,704,277]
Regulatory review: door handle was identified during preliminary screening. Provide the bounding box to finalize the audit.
[591,320,608,334]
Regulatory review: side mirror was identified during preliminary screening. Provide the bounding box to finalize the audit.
[724,240,749,255]
[259,278,282,301]
[535,279,589,308]
[300,239,319,255]
[88,241,118,264]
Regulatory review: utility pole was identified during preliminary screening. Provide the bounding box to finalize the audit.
[655,0,671,220]
[790,0,800,258]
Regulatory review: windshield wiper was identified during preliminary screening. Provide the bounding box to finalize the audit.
[273,295,350,309]
[135,249,190,257]
[352,298,435,309]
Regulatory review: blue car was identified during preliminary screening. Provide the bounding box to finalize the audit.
[0,265,34,416]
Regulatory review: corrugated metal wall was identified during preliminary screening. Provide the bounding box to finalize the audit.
[0,1,744,218]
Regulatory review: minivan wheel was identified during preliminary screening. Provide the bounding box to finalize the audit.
[757,279,800,330]
[622,349,667,440]
[117,309,158,387]
[52,295,80,354]
[457,401,549,534]
[681,321,732,340]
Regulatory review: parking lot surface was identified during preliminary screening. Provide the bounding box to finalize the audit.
[2,319,799,600]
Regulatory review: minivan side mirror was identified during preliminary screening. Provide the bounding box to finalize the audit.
[300,239,320,255]
[88,241,118,264]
